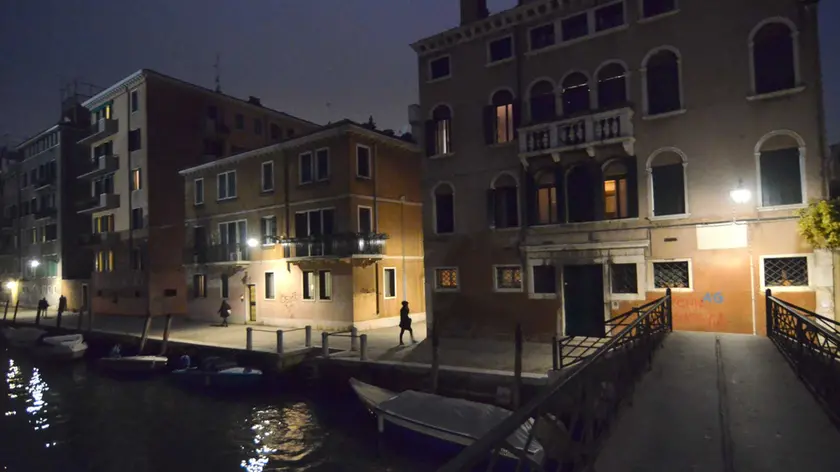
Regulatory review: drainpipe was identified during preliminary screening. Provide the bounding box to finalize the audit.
[283,150,291,268]
[400,195,407,300]
[373,143,380,316]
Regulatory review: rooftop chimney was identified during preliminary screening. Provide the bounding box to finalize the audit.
[460,0,489,26]
[248,96,262,106]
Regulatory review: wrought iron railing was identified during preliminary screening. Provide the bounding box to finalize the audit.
[288,232,387,258]
[766,289,840,425]
[440,290,672,472]
[185,243,252,264]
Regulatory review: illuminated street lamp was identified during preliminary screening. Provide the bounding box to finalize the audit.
[4,280,17,291]
[730,179,751,204]
[28,259,40,269]
[246,238,259,248]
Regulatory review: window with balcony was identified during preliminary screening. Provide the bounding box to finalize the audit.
[595,2,625,31]
[529,23,555,51]
[433,183,455,234]
[751,21,797,95]
[217,170,237,200]
[426,106,452,157]
[316,148,330,181]
[219,220,247,247]
[194,178,204,205]
[261,216,277,244]
[356,145,371,178]
[485,90,516,145]
[131,208,144,230]
[642,0,676,18]
[644,48,682,115]
[128,129,142,151]
[95,250,114,272]
[649,149,686,216]
[93,174,114,196]
[488,173,519,229]
[488,35,513,64]
[358,206,373,233]
[561,72,591,116]
[529,81,556,123]
[434,268,458,291]
[562,12,589,41]
[535,171,559,225]
[94,214,114,233]
[384,268,397,299]
[302,270,332,300]
[264,272,275,299]
[597,63,628,109]
[294,209,335,239]
[428,55,451,81]
[193,274,207,298]
[758,136,802,208]
[261,161,274,192]
[131,168,141,191]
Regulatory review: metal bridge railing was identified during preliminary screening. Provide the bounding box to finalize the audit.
[439,289,673,472]
[766,289,840,426]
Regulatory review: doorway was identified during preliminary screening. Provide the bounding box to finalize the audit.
[247,284,257,322]
[563,264,605,337]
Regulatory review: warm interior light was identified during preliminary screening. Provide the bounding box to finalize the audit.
[246,238,259,248]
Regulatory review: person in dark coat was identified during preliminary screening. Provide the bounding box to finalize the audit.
[399,301,415,345]
[57,295,67,319]
[39,298,50,319]
[218,299,231,327]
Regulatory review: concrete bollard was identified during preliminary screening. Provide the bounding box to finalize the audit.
[305,325,312,347]
[350,327,358,352]
[276,330,284,355]
[322,332,329,357]
[360,334,368,361]
[246,327,253,351]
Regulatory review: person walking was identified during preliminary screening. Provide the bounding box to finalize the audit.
[399,301,416,345]
[218,299,231,327]
[57,295,67,320]
[41,298,50,319]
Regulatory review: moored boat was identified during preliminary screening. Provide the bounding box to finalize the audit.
[1,326,48,347]
[99,355,169,373]
[349,378,545,469]
[170,356,262,389]
[32,334,88,360]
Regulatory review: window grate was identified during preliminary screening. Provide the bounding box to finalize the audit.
[436,268,458,290]
[764,257,808,287]
[495,266,522,290]
[611,263,637,294]
[653,261,689,289]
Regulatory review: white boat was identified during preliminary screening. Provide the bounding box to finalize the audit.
[349,378,545,468]
[1,326,48,347]
[33,334,88,360]
[99,355,169,373]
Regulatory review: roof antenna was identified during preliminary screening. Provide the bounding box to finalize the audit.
[214,52,222,93]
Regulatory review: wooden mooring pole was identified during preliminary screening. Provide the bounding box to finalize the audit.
[12,299,19,324]
[513,323,523,410]
[159,314,173,355]
[138,311,153,354]
[3,299,9,321]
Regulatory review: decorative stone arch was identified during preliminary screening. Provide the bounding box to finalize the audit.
[748,17,801,95]
[431,180,456,198]
[646,147,689,218]
[594,60,631,109]
[754,130,807,209]
[490,170,520,189]
[559,69,593,115]
[488,87,517,105]
[526,76,557,95]
[640,45,684,116]
[428,102,454,120]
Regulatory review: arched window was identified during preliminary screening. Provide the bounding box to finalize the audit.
[644,49,681,115]
[486,90,515,145]
[433,183,455,234]
[488,173,519,228]
[535,171,558,225]
[597,63,627,109]
[425,105,452,157]
[529,80,556,123]
[648,149,686,217]
[752,22,796,95]
[561,72,590,116]
[757,132,804,207]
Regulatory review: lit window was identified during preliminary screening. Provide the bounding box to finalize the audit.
[130,168,141,191]
[488,90,515,144]
[426,105,452,157]
[494,266,522,291]
[536,172,558,225]
[763,256,808,287]
[603,161,630,220]
[318,270,332,300]
[435,268,458,291]
[193,274,207,298]
[261,216,277,245]
[652,261,690,289]
[303,270,315,300]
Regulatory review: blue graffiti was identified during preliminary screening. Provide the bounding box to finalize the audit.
[702,292,724,304]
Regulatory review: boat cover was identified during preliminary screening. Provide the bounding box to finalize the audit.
[41,334,84,346]
[377,390,543,457]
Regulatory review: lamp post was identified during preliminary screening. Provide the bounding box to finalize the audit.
[730,179,752,205]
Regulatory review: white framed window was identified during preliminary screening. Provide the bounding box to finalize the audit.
[493,265,523,293]
[130,90,139,113]
[358,206,373,233]
[261,216,277,245]
[609,256,646,301]
[261,161,274,192]
[749,19,801,98]
[194,178,204,205]
[315,148,330,181]
[528,260,557,299]
[218,220,247,250]
[216,170,237,200]
[319,270,332,301]
[434,267,459,292]
[760,255,812,292]
[487,35,513,65]
[130,168,142,191]
[755,131,806,210]
[647,147,688,218]
[356,144,372,178]
[384,267,397,299]
[642,47,683,117]
[302,270,333,301]
[299,151,313,184]
[303,270,316,300]
[264,272,275,300]
[649,259,692,292]
[428,55,451,82]
[640,0,678,20]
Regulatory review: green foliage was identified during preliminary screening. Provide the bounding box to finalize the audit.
[798,199,840,249]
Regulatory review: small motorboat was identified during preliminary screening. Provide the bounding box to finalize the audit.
[170,356,262,389]
[1,326,47,347]
[98,344,169,373]
[349,378,545,469]
[32,334,88,361]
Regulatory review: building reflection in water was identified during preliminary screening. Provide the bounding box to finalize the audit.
[241,402,318,472]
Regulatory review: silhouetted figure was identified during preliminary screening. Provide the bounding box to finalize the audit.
[399,301,416,345]
[38,298,49,319]
[218,299,231,327]
[57,295,67,320]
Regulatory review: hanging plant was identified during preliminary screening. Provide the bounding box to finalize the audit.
[797,199,840,249]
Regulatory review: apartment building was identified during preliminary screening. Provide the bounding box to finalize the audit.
[0,102,92,308]
[412,0,830,340]
[179,120,425,330]
[78,69,318,317]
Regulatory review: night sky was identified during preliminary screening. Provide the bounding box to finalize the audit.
[1,0,838,145]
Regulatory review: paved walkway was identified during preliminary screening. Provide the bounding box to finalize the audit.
[595,332,840,472]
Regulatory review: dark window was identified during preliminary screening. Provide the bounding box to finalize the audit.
[488,36,513,63]
[131,248,143,270]
[595,2,625,32]
[561,13,589,41]
[529,81,556,123]
[261,161,274,192]
[384,268,397,298]
[356,146,371,178]
[130,90,139,112]
[265,272,275,299]
[611,264,637,294]
[359,206,373,233]
[128,129,142,151]
[530,23,555,50]
[316,149,330,180]
[642,0,676,18]
[429,56,451,80]
[753,23,796,95]
[597,63,627,109]
[561,72,590,115]
[299,152,313,184]
[764,257,808,287]
[261,216,277,244]
[760,147,802,207]
[207,106,217,120]
[221,274,229,298]
[434,184,455,234]
[131,208,144,229]
[235,114,244,130]
[532,265,556,294]
[254,119,263,135]
[489,175,519,229]
[651,163,686,216]
[652,261,690,289]
[270,123,280,140]
[194,178,205,205]
[318,271,332,300]
[646,50,681,115]
[45,224,57,241]
[287,128,295,138]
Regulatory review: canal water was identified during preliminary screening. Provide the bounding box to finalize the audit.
[0,347,446,472]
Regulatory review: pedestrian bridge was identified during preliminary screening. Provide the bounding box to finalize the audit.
[438,290,840,472]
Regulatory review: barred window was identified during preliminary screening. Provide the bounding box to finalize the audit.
[435,268,458,291]
[611,263,637,294]
[494,266,522,291]
[764,256,808,287]
[652,261,690,289]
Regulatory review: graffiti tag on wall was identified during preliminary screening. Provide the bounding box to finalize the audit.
[673,292,726,329]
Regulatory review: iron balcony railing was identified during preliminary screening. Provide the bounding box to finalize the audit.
[766,289,840,425]
[288,232,387,259]
[439,289,672,472]
[186,243,252,264]
[33,207,57,220]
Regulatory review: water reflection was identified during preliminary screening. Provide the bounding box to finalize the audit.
[241,402,319,471]
[5,357,53,435]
